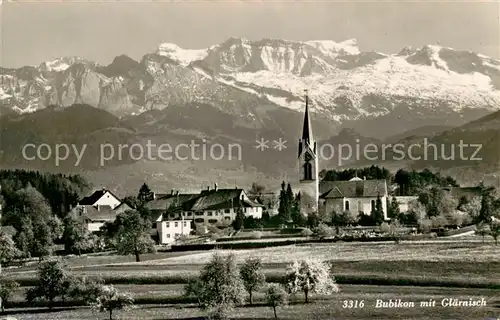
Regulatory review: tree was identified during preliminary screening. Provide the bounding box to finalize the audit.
[490,219,500,245]
[26,259,71,309]
[389,219,402,244]
[285,259,339,303]
[186,252,245,320]
[278,182,293,224]
[248,183,265,197]
[232,206,245,231]
[476,222,491,243]
[462,197,481,221]
[68,275,104,305]
[62,215,91,255]
[265,284,288,320]
[114,210,156,262]
[92,285,134,320]
[387,196,401,217]
[0,230,21,273]
[479,185,496,222]
[0,230,20,313]
[371,195,385,225]
[137,183,154,204]
[239,257,265,305]
[290,195,305,226]
[183,278,204,307]
[0,278,19,313]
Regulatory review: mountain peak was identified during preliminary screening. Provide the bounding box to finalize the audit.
[156,42,208,67]
[305,39,360,56]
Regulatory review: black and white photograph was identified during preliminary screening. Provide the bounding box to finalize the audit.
[0,0,499,319]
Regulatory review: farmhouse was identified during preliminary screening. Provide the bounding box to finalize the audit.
[145,185,263,227]
[70,188,131,232]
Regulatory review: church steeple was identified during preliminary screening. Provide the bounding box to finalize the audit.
[298,90,315,158]
[301,90,314,145]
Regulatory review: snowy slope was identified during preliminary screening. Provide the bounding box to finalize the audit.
[1,37,500,130]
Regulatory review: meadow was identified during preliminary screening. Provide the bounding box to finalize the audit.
[3,241,500,319]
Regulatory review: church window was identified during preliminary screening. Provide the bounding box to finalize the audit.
[345,200,350,211]
[304,162,313,180]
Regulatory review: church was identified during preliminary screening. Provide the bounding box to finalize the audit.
[297,92,388,219]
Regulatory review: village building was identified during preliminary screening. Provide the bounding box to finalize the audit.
[157,219,192,244]
[70,188,131,232]
[145,186,263,228]
[319,177,389,219]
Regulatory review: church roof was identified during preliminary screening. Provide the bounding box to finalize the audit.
[302,93,314,144]
[319,179,388,199]
[298,92,316,157]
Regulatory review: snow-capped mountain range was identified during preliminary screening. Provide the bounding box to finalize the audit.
[1,37,500,138]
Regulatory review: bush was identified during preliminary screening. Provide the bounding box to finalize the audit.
[314,223,335,239]
[301,228,313,237]
[379,222,390,234]
[250,231,263,239]
[418,219,433,234]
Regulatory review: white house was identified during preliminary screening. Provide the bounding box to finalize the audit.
[319,177,389,220]
[70,188,130,232]
[157,219,192,244]
[76,188,122,209]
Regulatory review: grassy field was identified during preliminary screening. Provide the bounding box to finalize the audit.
[3,241,499,319]
[6,285,500,319]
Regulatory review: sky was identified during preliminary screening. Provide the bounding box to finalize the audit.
[0,0,499,68]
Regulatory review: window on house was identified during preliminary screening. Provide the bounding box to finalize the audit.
[167,234,170,238]
[208,219,217,224]
[195,218,204,223]
[174,222,178,227]
[207,211,213,216]
[195,212,204,216]
[345,200,350,211]
[224,217,231,220]
[166,222,170,228]
[371,200,375,210]
[183,221,187,227]
[224,209,230,213]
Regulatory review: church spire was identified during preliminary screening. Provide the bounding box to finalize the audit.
[301,89,314,145]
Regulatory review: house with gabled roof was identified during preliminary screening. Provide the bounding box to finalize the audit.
[319,177,389,219]
[70,188,131,232]
[77,187,122,209]
[145,185,263,226]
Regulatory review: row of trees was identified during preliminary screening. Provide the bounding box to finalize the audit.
[0,259,133,319]
[183,252,339,320]
[0,169,90,217]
